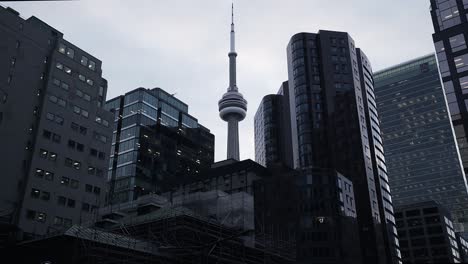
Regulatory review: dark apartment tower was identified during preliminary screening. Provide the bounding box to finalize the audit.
[374,54,468,232]
[105,88,214,204]
[254,81,293,168]
[430,0,468,175]
[395,202,466,263]
[0,7,113,237]
[286,31,401,264]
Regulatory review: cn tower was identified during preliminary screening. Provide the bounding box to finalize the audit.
[218,3,247,161]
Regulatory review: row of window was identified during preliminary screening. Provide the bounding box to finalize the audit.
[56,62,72,75]
[49,94,66,107]
[78,74,94,86]
[64,157,81,170]
[46,112,64,125]
[58,43,96,71]
[60,176,79,189]
[95,115,109,127]
[68,139,84,152]
[73,105,89,118]
[93,131,108,143]
[76,88,91,101]
[39,149,57,161]
[52,77,70,91]
[71,122,88,135]
[43,129,61,143]
[30,188,50,201]
[35,168,54,181]
[90,148,106,160]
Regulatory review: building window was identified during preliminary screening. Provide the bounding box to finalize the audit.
[61,176,70,186]
[66,48,74,59]
[435,41,450,77]
[58,43,66,54]
[58,196,66,205]
[86,78,94,86]
[56,62,63,70]
[89,60,96,71]
[31,188,40,199]
[85,184,92,193]
[67,199,75,208]
[449,34,467,52]
[455,54,468,73]
[64,66,72,75]
[80,56,88,66]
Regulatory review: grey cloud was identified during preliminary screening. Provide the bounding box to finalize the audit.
[5,0,436,161]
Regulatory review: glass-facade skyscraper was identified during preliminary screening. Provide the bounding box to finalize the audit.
[430,0,468,176]
[105,88,214,204]
[374,54,468,232]
[254,81,293,168]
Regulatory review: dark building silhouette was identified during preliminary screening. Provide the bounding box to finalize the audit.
[254,81,293,168]
[285,31,400,263]
[0,6,112,237]
[395,201,468,263]
[374,54,468,233]
[105,88,214,204]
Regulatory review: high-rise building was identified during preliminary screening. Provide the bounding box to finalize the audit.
[0,7,113,237]
[218,5,247,161]
[430,0,468,175]
[374,54,468,232]
[105,87,214,204]
[254,81,293,168]
[285,31,400,263]
[395,201,467,263]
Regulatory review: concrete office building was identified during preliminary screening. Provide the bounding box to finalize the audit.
[285,31,400,263]
[0,6,113,237]
[105,87,214,204]
[374,54,468,233]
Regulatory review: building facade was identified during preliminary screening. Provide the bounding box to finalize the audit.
[430,0,468,175]
[0,6,113,237]
[285,31,400,263]
[395,201,465,263]
[374,54,468,233]
[105,88,214,204]
[254,81,293,168]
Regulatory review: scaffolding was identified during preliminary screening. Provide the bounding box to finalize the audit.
[15,189,295,263]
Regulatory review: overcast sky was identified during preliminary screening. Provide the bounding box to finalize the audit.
[3,0,436,162]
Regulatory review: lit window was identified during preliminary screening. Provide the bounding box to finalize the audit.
[66,48,74,59]
[56,62,63,70]
[89,60,96,71]
[454,54,468,73]
[86,78,94,86]
[81,56,88,66]
[58,43,66,54]
[64,66,72,74]
[449,34,467,52]
[78,74,86,82]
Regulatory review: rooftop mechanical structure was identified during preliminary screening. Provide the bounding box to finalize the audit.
[218,4,247,161]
